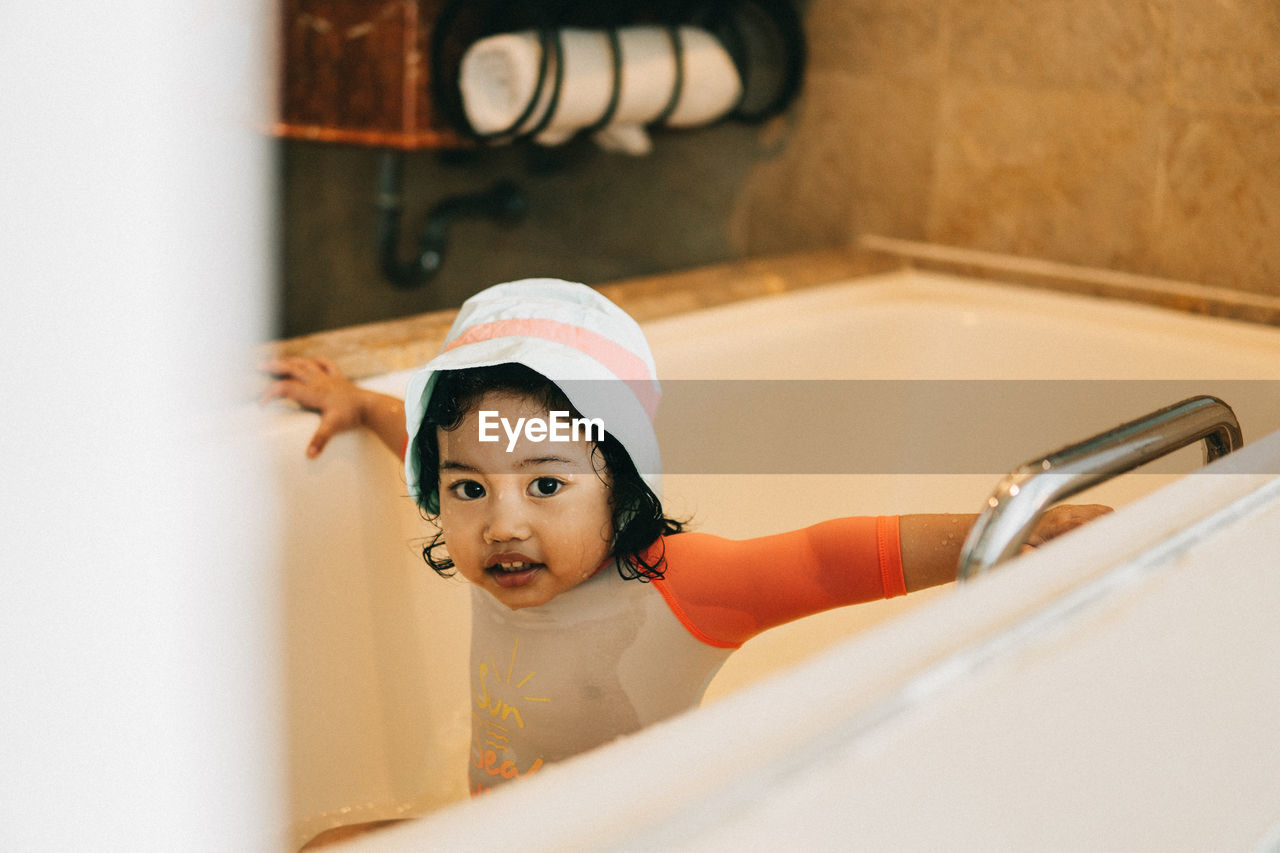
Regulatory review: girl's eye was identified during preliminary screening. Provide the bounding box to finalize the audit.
[529,477,563,497]
[448,480,485,500]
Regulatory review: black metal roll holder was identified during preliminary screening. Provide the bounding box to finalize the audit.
[378,0,803,288]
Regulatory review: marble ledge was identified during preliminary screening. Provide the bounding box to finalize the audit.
[263,249,896,381]
[859,235,1280,329]
[264,241,1280,382]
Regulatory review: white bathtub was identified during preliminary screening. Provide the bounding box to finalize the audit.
[271,270,1280,849]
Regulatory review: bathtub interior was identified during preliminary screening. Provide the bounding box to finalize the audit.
[356,432,1280,853]
[269,414,473,845]
[646,271,1280,381]
[646,271,1280,702]
[276,269,1280,845]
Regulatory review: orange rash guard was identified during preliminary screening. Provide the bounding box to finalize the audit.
[651,515,907,648]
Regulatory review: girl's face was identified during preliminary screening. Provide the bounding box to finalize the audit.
[436,391,615,609]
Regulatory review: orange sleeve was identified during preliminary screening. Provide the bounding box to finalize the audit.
[650,516,906,649]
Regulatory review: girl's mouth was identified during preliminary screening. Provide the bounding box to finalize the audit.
[487,560,544,588]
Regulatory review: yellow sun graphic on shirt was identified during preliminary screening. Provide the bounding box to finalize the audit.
[473,637,548,749]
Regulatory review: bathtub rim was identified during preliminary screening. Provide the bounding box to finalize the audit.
[346,265,1280,399]
[337,427,1280,852]
[264,244,1280,386]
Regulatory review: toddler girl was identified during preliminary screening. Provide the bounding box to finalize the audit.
[264,279,1107,796]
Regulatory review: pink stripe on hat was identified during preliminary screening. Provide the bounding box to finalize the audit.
[443,318,660,418]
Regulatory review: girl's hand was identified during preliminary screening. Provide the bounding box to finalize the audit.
[1023,503,1113,551]
[260,357,377,458]
[902,504,1115,592]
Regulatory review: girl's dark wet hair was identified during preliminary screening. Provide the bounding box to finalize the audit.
[412,363,683,581]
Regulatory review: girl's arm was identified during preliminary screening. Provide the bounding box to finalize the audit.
[261,357,407,458]
[899,504,1112,592]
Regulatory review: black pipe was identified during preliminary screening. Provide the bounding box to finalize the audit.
[376,151,527,288]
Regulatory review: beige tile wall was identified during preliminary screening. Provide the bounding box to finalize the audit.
[278,0,1278,336]
[741,0,1280,295]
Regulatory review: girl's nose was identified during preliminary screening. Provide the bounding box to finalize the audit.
[483,493,532,543]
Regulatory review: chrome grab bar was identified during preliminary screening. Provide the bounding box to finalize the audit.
[957,395,1243,580]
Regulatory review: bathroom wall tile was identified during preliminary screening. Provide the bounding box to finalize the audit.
[1146,110,1280,293]
[1166,0,1280,107]
[948,0,1167,97]
[278,0,1280,336]
[927,83,1161,269]
[280,142,383,336]
[806,0,944,80]
[732,70,938,255]
[280,120,769,336]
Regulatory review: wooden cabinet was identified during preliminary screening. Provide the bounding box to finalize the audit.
[276,0,465,150]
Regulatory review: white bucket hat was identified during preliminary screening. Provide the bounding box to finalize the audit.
[404,278,662,510]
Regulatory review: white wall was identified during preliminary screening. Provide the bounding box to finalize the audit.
[0,3,284,850]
